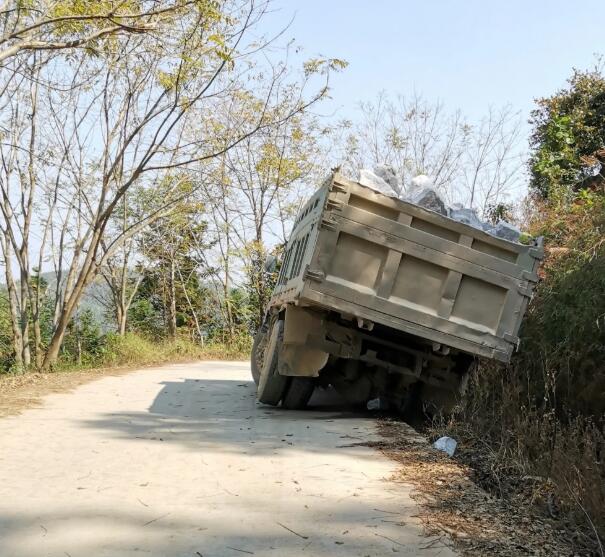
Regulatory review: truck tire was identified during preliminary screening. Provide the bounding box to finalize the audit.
[282,377,315,410]
[257,320,288,406]
[251,322,269,386]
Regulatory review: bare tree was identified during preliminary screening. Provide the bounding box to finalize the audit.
[197,90,327,331]
[337,92,524,213]
[0,0,340,369]
[0,54,45,367]
[98,245,145,336]
[225,110,325,327]
[460,105,525,214]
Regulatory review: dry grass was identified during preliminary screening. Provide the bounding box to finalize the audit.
[375,418,582,556]
[0,366,137,418]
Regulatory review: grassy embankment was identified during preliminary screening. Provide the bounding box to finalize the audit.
[432,196,605,554]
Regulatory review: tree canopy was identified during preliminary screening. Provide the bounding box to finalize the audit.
[529,64,605,199]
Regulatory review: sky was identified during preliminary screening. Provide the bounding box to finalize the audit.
[266,0,605,138]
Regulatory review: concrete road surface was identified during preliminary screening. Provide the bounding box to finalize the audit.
[0,361,454,557]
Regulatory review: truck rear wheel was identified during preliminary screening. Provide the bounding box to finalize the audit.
[251,321,269,386]
[257,320,288,405]
[282,377,315,410]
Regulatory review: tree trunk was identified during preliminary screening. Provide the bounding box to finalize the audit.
[76,334,82,366]
[2,237,24,368]
[42,314,69,370]
[5,278,23,369]
[177,264,203,345]
[32,316,43,368]
[118,308,127,336]
[167,260,177,339]
[116,302,127,336]
[255,227,265,331]
[19,269,31,367]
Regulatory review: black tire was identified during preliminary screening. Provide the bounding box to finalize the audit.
[257,320,288,406]
[282,377,316,410]
[251,323,269,386]
[400,382,424,422]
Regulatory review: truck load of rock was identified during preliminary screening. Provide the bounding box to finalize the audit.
[408,188,447,216]
[355,165,522,243]
[357,168,396,196]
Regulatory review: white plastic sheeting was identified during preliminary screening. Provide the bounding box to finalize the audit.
[448,206,487,230]
[373,164,401,194]
[358,168,398,197]
[408,188,448,216]
[355,166,525,244]
[488,220,522,243]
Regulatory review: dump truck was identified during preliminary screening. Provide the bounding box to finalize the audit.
[251,172,543,413]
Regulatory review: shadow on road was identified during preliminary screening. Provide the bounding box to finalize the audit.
[0,367,451,557]
[148,378,358,416]
[82,378,375,457]
[0,502,431,557]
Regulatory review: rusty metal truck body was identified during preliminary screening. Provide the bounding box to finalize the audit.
[252,172,543,411]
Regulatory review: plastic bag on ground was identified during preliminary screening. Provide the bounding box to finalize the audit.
[433,436,457,457]
[366,397,389,411]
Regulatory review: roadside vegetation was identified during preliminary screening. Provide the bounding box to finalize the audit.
[434,64,605,554]
[0,0,342,372]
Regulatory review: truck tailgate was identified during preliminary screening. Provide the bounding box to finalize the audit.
[300,176,542,362]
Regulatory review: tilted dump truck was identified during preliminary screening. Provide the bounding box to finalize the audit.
[251,172,543,412]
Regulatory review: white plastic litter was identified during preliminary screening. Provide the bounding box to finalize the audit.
[358,168,397,197]
[433,436,457,457]
[366,397,388,411]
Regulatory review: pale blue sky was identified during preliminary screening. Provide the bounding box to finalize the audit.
[268,1,604,132]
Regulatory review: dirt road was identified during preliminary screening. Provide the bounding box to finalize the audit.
[0,361,454,557]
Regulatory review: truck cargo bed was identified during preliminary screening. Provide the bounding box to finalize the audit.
[271,173,543,363]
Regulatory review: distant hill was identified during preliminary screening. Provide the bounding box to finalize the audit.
[0,271,115,332]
